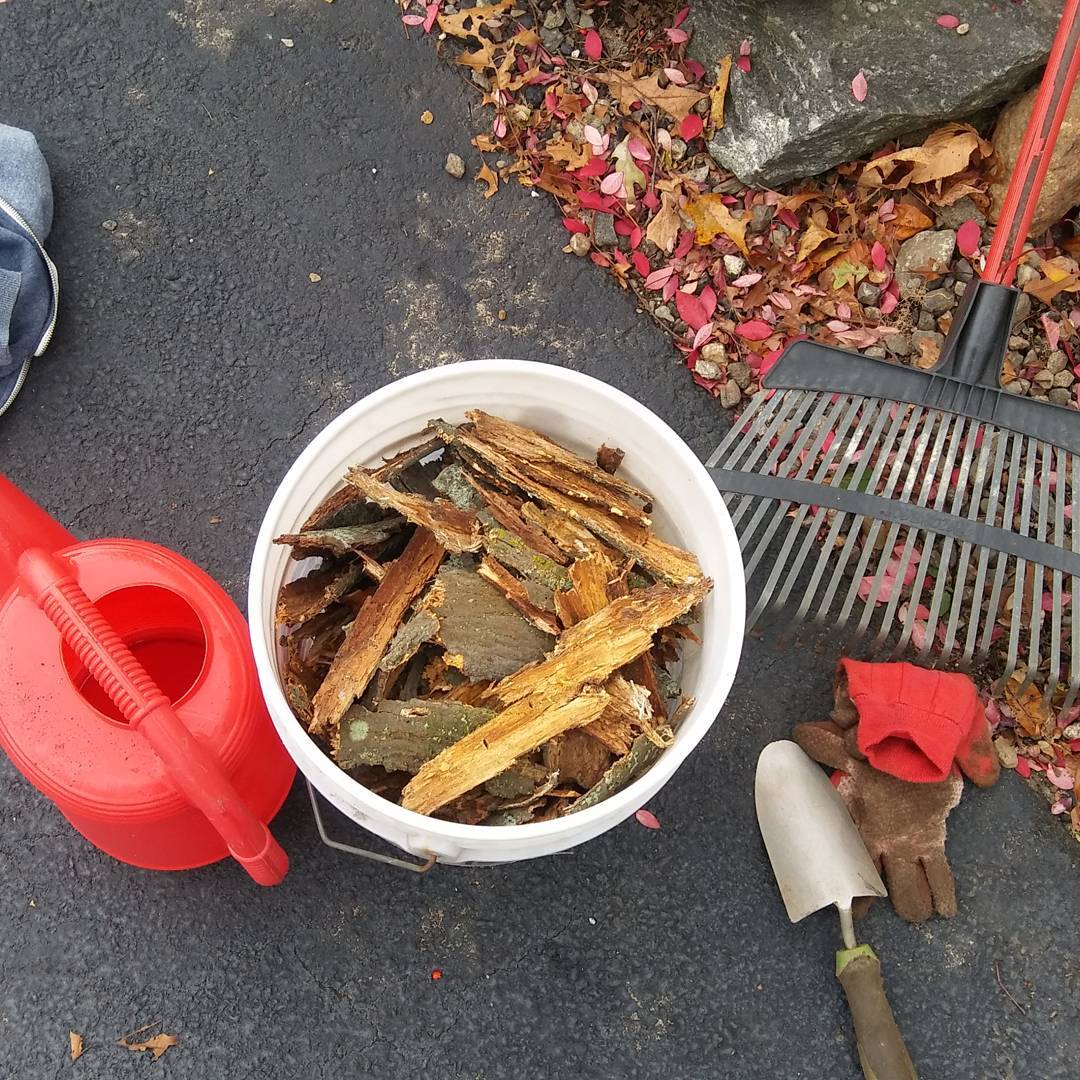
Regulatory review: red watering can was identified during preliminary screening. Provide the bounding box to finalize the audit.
[0,475,295,885]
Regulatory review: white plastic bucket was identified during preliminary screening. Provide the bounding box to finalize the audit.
[249,360,745,864]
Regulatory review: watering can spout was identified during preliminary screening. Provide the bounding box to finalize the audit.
[0,474,77,598]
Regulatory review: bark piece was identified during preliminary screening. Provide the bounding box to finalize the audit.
[564,732,668,814]
[482,526,571,592]
[585,676,653,755]
[596,443,625,475]
[432,463,485,510]
[378,608,440,672]
[274,517,405,557]
[443,422,702,584]
[402,689,612,815]
[465,474,569,564]
[346,466,481,553]
[467,410,652,512]
[476,555,562,636]
[311,529,446,736]
[432,565,555,680]
[276,562,364,626]
[522,502,618,562]
[544,729,612,789]
[484,760,550,799]
[336,698,494,773]
[442,680,493,706]
[402,579,707,814]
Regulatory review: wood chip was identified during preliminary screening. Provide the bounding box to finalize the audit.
[585,675,653,755]
[482,525,571,591]
[565,731,668,814]
[402,579,707,814]
[311,529,445,736]
[276,562,364,626]
[432,564,554,679]
[378,608,440,672]
[521,502,619,562]
[345,466,481,553]
[596,443,625,474]
[476,555,562,636]
[273,517,405,556]
[464,473,569,564]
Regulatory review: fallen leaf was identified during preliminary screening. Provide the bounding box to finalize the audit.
[118,1028,179,1061]
[611,135,647,195]
[420,110,434,125]
[685,193,749,254]
[710,55,733,128]
[308,272,322,283]
[599,70,706,122]
[831,259,869,289]
[936,13,960,28]
[891,202,934,240]
[680,113,703,140]
[635,808,661,829]
[584,28,603,60]
[737,37,751,74]
[860,123,991,189]
[736,319,774,341]
[675,288,710,332]
[1005,674,1052,738]
[851,70,868,102]
[797,219,837,263]
[70,1033,85,1062]
[871,240,888,270]
[476,163,499,198]
[956,218,980,257]
[438,0,512,40]
[639,192,682,252]
[280,37,295,47]
[665,27,689,45]
[1042,313,1061,351]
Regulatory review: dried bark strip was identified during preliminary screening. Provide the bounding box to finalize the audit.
[273,517,405,557]
[433,565,555,680]
[464,473,568,564]
[276,563,364,626]
[544,729,612,789]
[432,463,485,510]
[337,698,494,773]
[402,689,611,815]
[402,580,706,813]
[521,502,618,561]
[311,529,446,736]
[445,422,702,584]
[585,675,653,755]
[476,555,562,636]
[482,526,571,592]
[379,608,440,672]
[565,732,668,814]
[346,466,481,553]
[596,444,625,475]
[467,410,651,509]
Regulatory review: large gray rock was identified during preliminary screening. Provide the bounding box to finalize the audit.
[895,229,955,298]
[694,0,1059,187]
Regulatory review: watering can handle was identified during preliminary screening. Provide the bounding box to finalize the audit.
[17,547,289,887]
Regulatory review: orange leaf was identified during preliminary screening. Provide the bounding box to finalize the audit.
[1004,674,1051,738]
[476,163,499,198]
[710,56,732,129]
[599,69,706,122]
[779,189,826,211]
[796,219,837,263]
[891,202,934,240]
[685,194,749,254]
[69,1033,85,1063]
[118,1029,179,1061]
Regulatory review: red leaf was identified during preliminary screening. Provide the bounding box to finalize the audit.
[1042,312,1062,351]
[1015,756,1031,778]
[675,288,710,331]
[577,190,613,211]
[632,251,652,277]
[562,216,589,234]
[644,266,674,290]
[635,808,661,830]
[680,114,704,140]
[401,13,425,25]
[685,59,706,81]
[700,284,718,321]
[936,13,960,28]
[642,190,660,211]
[674,230,694,258]
[956,218,981,257]
[871,240,887,270]
[584,29,603,59]
[629,224,643,250]
[880,279,900,315]
[778,208,799,230]
[422,2,440,33]
[665,27,689,44]
[574,156,608,179]
[736,319,773,341]
[737,38,751,73]
[851,70,868,102]
[673,5,690,27]
[692,322,714,350]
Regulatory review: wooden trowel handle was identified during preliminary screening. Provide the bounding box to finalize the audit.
[836,946,918,1080]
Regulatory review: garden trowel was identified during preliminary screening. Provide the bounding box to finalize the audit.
[755,740,916,1080]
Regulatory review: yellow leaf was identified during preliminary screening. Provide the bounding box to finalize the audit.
[476,163,499,198]
[420,110,434,125]
[599,70,706,122]
[710,55,732,129]
[437,0,513,40]
[796,219,837,263]
[685,194,749,255]
[645,191,683,254]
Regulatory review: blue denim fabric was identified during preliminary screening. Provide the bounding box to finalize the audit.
[0,123,56,417]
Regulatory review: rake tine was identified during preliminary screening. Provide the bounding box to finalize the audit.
[1028,441,1052,694]
[967,431,1011,662]
[744,397,867,622]
[1069,451,1080,706]
[1005,438,1039,681]
[942,422,994,660]
[838,406,930,629]
[977,433,1023,658]
[1047,447,1066,702]
[707,390,774,466]
[852,409,944,640]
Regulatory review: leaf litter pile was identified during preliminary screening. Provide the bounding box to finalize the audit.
[398,0,1080,835]
[276,412,710,824]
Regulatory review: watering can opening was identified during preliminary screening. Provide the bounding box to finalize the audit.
[59,583,208,726]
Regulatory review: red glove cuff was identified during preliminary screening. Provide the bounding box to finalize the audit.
[840,659,982,783]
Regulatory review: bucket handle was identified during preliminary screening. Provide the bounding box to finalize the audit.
[18,548,289,886]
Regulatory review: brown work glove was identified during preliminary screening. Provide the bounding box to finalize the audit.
[793,669,999,923]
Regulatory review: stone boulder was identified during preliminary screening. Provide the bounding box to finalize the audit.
[692,0,1059,188]
[990,80,1080,235]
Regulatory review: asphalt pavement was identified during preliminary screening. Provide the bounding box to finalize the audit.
[1,3,1078,1077]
